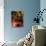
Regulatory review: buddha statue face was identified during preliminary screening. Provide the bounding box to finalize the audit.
[11,11,23,21]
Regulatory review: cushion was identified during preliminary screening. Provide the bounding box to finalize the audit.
[17,37,25,46]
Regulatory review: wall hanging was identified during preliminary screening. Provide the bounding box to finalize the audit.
[11,10,23,28]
